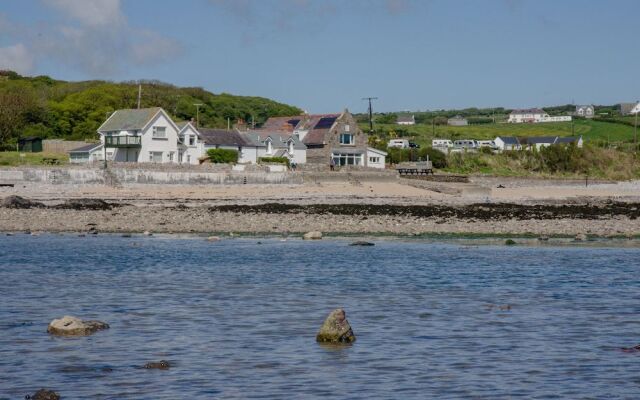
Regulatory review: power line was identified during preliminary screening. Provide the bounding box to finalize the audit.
[362,97,378,134]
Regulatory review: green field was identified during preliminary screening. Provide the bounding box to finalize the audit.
[365,119,636,146]
[0,152,67,166]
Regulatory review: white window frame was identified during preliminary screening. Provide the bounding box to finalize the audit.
[149,151,163,162]
[189,135,195,146]
[152,126,167,139]
[339,133,354,145]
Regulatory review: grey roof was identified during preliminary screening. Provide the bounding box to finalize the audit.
[199,128,250,146]
[397,114,415,122]
[510,108,545,115]
[525,136,557,144]
[69,143,102,153]
[244,130,306,149]
[98,108,162,132]
[497,136,520,145]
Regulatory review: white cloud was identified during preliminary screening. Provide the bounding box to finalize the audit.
[42,0,124,27]
[0,43,34,74]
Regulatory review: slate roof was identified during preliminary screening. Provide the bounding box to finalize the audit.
[69,143,102,153]
[261,116,304,132]
[556,136,581,144]
[301,114,340,145]
[397,114,415,123]
[497,136,520,145]
[199,128,250,146]
[98,108,162,132]
[244,130,306,149]
[524,136,557,144]
[510,108,545,115]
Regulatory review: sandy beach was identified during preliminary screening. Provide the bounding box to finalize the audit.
[1,175,640,237]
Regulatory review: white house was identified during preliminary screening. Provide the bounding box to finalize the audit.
[176,121,203,165]
[508,108,572,123]
[494,136,521,151]
[366,147,387,169]
[575,105,595,118]
[68,143,104,163]
[198,128,259,164]
[244,130,307,165]
[396,114,415,125]
[97,107,180,163]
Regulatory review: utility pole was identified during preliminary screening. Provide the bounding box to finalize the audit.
[193,103,203,128]
[362,97,378,134]
[137,84,142,109]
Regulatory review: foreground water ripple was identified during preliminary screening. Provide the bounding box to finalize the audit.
[1,235,640,399]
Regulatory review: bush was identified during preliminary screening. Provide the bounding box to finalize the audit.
[206,148,238,163]
[417,147,447,168]
[259,156,290,166]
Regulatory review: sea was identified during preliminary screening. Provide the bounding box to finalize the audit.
[1,234,640,399]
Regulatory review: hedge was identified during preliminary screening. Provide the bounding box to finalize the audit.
[206,148,238,163]
[259,156,290,166]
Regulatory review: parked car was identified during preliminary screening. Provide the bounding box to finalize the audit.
[408,142,420,148]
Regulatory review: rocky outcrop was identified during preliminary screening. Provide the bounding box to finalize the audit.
[47,315,109,336]
[303,231,322,240]
[143,360,171,370]
[2,195,43,209]
[25,389,60,400]
[206,236,220,242]
[316,308,356,344]
[349,241,374,246]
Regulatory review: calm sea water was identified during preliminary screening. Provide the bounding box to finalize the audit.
[1,235,640,399]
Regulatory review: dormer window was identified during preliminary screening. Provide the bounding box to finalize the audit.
[266,139,273,154]
[288,140,294,154]
[189,135,195,146]
[339,133,354,145]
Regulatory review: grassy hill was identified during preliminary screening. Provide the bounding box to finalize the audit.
[0,71,302,147]
[363,119,636,147]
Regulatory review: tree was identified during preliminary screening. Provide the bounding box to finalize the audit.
[0,83,38,143]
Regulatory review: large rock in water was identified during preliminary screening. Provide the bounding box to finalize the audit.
[316,308,356,344]
[47,315,109,336]
[2,195,43,209]
[303,231,322,240]
[26,389,60,400]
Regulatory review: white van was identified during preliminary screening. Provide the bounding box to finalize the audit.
[432,139,453,148]
[387,139,410,149]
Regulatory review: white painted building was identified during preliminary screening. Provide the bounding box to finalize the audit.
[177,121,204,165]
[494,136,521,151]
[508,108,572,123]
[68,143,104,163]
[244,131,307,165]
[366,147,387,169]
[396,114,415,125]
[97,108,180,163]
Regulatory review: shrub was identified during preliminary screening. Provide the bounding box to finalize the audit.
[417,147,447,168]
[206,148,238,163]
[259,156,290,166]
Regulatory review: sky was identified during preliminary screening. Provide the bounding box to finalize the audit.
[0,0,639,113]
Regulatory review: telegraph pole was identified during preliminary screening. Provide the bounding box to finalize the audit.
[137,84,142,109]
[193,103,203,128]
[362,97,378,133]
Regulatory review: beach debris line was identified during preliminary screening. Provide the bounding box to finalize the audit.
[1,195,43,209]
[143,360,171,370]
[303,231,322,240]
[316,308,356,344]
[47,315,109,336]
[25,389,60,400]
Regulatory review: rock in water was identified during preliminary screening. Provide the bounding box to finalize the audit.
[206,236,220,242]
[26,389,60,400]
[350,241,375,246]
[316,308,356,344]
[575,233,588,241]
[303,231,322,240]
[2,195,43,209]
[143,360,171,370]
[47,316,109,336]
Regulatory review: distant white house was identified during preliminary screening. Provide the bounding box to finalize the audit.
[508,108,572,123]
[97,107,180,163]
[575,105,595,118]
[447,115,468,126]
[522,136,583,151]
[494,137,521,151]
[396,115,415,125]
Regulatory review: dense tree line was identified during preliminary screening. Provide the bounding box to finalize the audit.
[0,71,302,148]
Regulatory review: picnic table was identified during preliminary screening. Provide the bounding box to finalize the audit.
[42,157,61,165]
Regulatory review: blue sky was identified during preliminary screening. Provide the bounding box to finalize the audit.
[0,0,638,113]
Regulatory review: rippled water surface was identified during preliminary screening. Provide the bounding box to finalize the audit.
[1,235,640,399]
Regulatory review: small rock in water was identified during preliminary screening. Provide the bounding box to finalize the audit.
[143,231,152,236]
[122,233,132,238]
[316,308,356,344]
[303,231,322,240]
[47,315,109,336]
[538,236,549,241]
[505,239,517,246]
[25,389,60,400]
[206,236,220,242]
[6,232,13,236]
[143,360,171,370]
[349,241,375,246]
[621,344,640,353]
[575,233,588,241]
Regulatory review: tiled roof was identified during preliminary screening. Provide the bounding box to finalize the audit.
[261,116,304,132]
[397,114,415,122]
[199,128,250,146]
[497,136,520,145]
[556,136,581,144]
[98,108,162,132]
[525,136,557,144]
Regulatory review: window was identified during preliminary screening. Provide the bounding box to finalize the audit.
[332,152,362,166]
[339,133,354,145]
[152,126,166,139]
[187,155,191,163]
[168,152,174,162]
[189,136,195,146]
[369,156,380,163]
[149,151,163,162]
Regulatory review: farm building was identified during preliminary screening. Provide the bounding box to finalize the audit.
[396,114,415,125]
[18,137,43,152]
[447,115,468,126]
